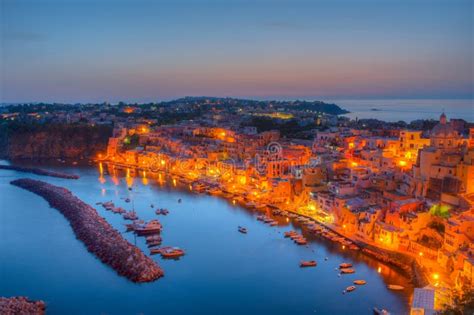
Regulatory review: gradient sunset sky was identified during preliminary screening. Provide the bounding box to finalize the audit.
[1,0,473,103]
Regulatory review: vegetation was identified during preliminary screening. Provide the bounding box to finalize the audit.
[438,289,474,315]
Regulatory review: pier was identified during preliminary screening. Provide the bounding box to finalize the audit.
[10,178,163,283]
[0,165,79,179]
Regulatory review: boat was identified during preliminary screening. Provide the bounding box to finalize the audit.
[155,208,169,215]
[192,183,206,193]
[300,260,317,267]
[178,198,182,203]
[345,286,356,292]
[373,307,391,315]
[134,220,162,236]
[269,220,278,226]
[353,280,366,285]
[340,268,355,274]
[161,247,185,259]
[284,231,297,238]
[256,215,266,221]
[339,263,353,269]
[125,198,130,203]
[387,285,404,291]
[295,238,307,245]
[123,211,138,220]
[255,203,266,210]
[238,226,247,234]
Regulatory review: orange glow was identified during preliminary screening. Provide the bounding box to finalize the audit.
[377,267,382,273]
[348,142,355,149]
[399,160,407,167]
[419,252,423,257]
[432,273,439,280]
[351,161,358,167]
[173,178,177,186]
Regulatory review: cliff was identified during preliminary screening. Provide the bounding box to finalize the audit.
[0,123,112,160]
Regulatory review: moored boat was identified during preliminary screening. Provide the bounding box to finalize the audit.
[373,307,391,315]
[353,280,366,285]
[300,260,317,267]
[345,285,356,292]
[238,226,248,234]
[387,284,404,291]
[339,263,353,269]
[340,268,355,274]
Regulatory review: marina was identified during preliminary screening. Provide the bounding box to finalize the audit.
[0,163,411,314]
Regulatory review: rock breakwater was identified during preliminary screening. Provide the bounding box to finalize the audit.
[0,165,79,179]
[10,178,163,283]
[0,296,46,315]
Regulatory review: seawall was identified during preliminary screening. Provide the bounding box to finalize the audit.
[10,178,163,283]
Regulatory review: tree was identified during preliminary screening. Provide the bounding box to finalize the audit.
[438,289,474,315]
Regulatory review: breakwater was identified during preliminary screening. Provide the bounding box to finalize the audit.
[0,296,46,315]
[0,165,79,179]
[10,178,163,283]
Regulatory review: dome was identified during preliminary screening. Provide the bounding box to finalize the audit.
[431,113,459,139]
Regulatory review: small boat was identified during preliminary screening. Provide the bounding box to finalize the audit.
[387,285,404,291]
[373,307,391,315]
[161,247,185,259]
[300,260,317,267]
[340,268,355,274]
[125,198,131,203]
[123,211,138,220]
[284,231,297,238]
[178,198,182,203]
[150,204,154,208]
[134,220,162,236]
[353,280,366,285]
[238,226,248,234]
[345,286,356,292]
[295,238,307,245]
[339,263,353,269]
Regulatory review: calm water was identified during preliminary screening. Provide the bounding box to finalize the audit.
[328,99,474,123]
[0,162,412,314]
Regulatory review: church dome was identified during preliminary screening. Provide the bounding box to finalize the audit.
[431,113,459,139]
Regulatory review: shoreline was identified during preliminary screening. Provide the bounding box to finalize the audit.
[10,178,163,283]
[105,161,426,287]
[0,164,79,179]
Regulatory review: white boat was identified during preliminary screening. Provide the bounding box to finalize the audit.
[387,285,404,291]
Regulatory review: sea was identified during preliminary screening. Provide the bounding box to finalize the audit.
[0,161,412,314]
[328,99,473,123]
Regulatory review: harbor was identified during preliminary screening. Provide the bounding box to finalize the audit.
[0,163,411,314]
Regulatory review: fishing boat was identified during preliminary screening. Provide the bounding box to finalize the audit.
[161,247,185,259]
[339,263,353,269]
[345,286,356,292]
[300,260,317,267]
[340,268,355,274]
[238,226,247,234]
[353,280,366,285]
[125,198,130,203]
[387,285,404,291]
[284,231,297,238]
[134,220,162,236]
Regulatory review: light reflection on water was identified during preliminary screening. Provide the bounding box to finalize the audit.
[0,161,412,314]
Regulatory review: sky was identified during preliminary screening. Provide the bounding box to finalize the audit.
[1,0,473,103]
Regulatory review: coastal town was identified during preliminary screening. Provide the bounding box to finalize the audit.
[96,100,474,311]
[1,97,473,314]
